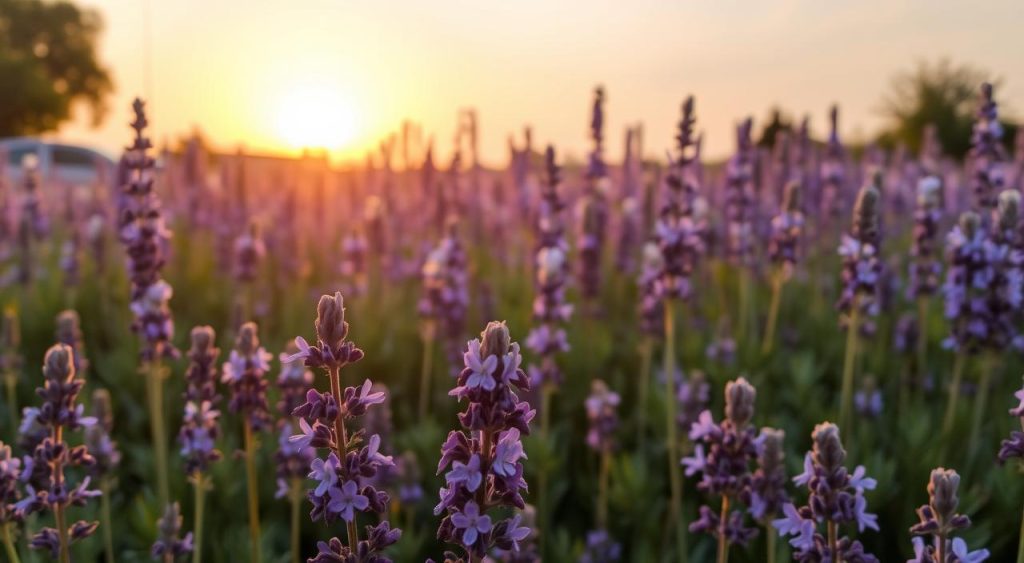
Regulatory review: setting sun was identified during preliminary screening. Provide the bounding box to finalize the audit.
[275,82,358,151]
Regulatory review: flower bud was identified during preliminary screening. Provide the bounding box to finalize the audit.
[236,322,260,357]
[928,467,960,525]
[812,422,846,474]
[315,292,348,347]
[997,190,1020,233]
[43,344,74,383]
[190,326,215,355]
[725,377,756,428]
[759,428,785,475]
[480,321,511,359]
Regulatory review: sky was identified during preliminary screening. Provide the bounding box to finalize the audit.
[56,0,1024,168]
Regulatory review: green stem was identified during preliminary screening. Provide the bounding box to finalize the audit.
[968,355,996,457]
[597,449,610,530]
[243,419,261,563]
[2,522,20,563]
[4,373,16,440]
[717,496,730,563]
[290,478,301,563]
[418,324,435,419]
[761,273,783,356]
[52,425,70,563]
[766,522,776,563]
[538,383,553,559]
[916,297,929,386]
[663,301,686,562]
[146,358,170,510]
[327,365,358,551]
[192,472,206,563]
[942,353,967,439]
[1016,501,1024,563]
[827,521,838,563]
[637,337,653,452]
[737,268,749,343]
[101,478,114,563]
[838,299,860,433]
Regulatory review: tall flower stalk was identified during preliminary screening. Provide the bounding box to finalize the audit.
[998,378,1024,562]
[434,321,533,563]
[118,98,177,513]
[762,181,804,354]
[837,182,881,433]
[654,95,705,560]
[724,118,756,341]
[287,292,401,562]
[276,340,314,563]
[577,86,609,310]
[749,429,788,563]
[584,379,620,546]
[179,327,222,563]
[20,344,101,562]
[222,322,272,563]
[907,177,942,403]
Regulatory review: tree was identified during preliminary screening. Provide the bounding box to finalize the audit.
[0,0,113,136]
[877,59,1000,159]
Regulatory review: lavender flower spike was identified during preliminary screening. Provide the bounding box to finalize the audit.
[773,422,878,562]
[151,502,193,561]
[436,321,534,561]
[290,292,400,562]
[22,344,101,561]
[908,468,988,562]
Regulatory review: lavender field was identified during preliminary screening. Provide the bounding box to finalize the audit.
[2,1,1024,562]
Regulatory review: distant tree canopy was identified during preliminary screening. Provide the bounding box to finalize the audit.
[0,0,113,137]
[876,59,1015,159]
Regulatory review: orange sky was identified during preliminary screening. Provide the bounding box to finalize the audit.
[56,0,1024,167]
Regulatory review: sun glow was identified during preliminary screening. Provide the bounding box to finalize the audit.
[275,81,359,152]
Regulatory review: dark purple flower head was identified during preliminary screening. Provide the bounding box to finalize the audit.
[769,181,805,277]
[84,389,120,478]
[907,468,988,562]
[184,326,220,404]
[683,378,760,545]
[773,422,878,562]
[222,322,272,431]
[284,292,365,371]
[907,177,943,299]
[419,219,470,375]
[970,83,1005,215]
[233,221,266,283]
[0,441,22,525]
[820,104,846,219]
[837,183,883,335]
[584,380,620,453]
[55,310,87,375]
[436,321,534,560]
[179,400,221,475]
[151,502,193,560]
[724,117,756,265]
[749,428,788,521]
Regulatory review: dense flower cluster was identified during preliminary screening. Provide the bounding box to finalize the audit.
[222,322,272,431]
[526,146,573,387]
[837,181,883,335]
[118,98,177,360]
[907,468,988,562]
[20,344,101,559]
[654,96,706,302]
[969,83,1005,216]
[584,380,620,454]
[907,177,943,299]
[724,118,756,265]
[768,181,805,277]
[577,86,610,303]
[435,322,534,561]
[287,292,400,562]
[773,422,879,562]
[419,219,470,374]
[683,378,760,546]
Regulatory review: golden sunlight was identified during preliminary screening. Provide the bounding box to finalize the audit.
[274,81,358,151]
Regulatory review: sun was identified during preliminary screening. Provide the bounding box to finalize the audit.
[275,82,358,151]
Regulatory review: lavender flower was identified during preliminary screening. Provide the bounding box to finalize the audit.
[179,400,221,476]
[684,378,760,549]
[118,98,177,361]
[907,177,943,299]
[773,422,879,562]
[837,180,883,336]
[637,242,665,338]
[435,321,534,561]
[340,228,369,295]
[853,376,883,419]
[232,221,266,284]
[749,428,788,522]
[997,378,1024,463]
[419,218,470,375]
[768,181,805,278]
[151,502,193,560]
[288,292,400,562]
[677,369,710,431]
[183,326,220,405]
[527,147,573,388]
[577,86,610,304]
[278,340,314,417]
[84,390,120,479]
[21,344,100,560]
[584,380,620,453]
[941,212,998,353]
[820,105,846,221]
[908,468,988,562]
[54,311,87,376]
[222,322,272,432]
[578,529,621,563]
[969,83,1005,217]
[0,440,22,526]
[16,157,48,286]
[655,96,706,302]
[724,118,756,265]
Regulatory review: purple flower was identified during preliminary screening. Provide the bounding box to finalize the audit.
[584,380,620,453]
[447,454,483,493]
[310,454,341,497]
[327,480,369,522]
[451,501,492,547]
[151,502,193,560]
[222,322,272,431]
[493,428,526,478]
[999,378,1024,462]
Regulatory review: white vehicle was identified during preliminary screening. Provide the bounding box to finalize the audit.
[0,137,116,188]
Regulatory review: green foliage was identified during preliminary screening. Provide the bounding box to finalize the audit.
[0,0,113,136]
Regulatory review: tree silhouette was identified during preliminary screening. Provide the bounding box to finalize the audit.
[0,0,113,136]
